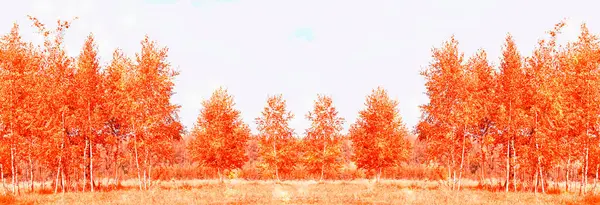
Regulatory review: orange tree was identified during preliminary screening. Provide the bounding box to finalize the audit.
[0,23,43,194]
[129,36,182,190]
[255,95,297,181]
[417,36,471,189]
[495,34,527,192]
[303,95,345,180]
[188,88,250,182]
[349,87,411,182]
[74,34,104,192]
[102,49,134,186]
[464,49,496,185]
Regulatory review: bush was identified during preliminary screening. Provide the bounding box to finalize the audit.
[382,164,447,181]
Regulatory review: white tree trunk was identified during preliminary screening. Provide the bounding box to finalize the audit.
[134,137,142,190]
[506,141,510,192]
[584,145,589,195]
[28,153,33,192]
[458,131,466,190]
[1,164,5,194]
[567,158,571,192]
[512,139,517,192]
[320,142,326,182]
[90,141,94,192]
[83,139,88,192]
[274,142,279,182]
[11,146,16,194]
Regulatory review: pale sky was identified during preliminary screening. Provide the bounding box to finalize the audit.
[0,0,595,135]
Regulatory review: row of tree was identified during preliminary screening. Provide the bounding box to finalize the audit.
[0,17,414,194]
[0,17,183,195]
[11,16,600,196]
[418,21,600,194]
[187,87,412,182]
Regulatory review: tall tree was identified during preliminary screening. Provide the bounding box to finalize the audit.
[103,49,133,187]
[521,22,566,194]
[561,23,600,195]
[304,95,345,181]
[255,95,296,181]
[418,36,470,189]
[464,49,496,186]
[0,23,41,194]
[496,34,526,192]
[349,87,411,182]
[130,35,181,190]
[74,34,103,192]
[188,88,250,182]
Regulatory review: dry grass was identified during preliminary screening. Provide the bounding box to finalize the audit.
[3,179,591,205]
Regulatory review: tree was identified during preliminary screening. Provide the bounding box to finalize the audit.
[464,49,496,186]
[74,34,103,192]
[188,88,250,182]
[521,22,566,194]
[349,87,411,182]
[304,95,345,181]
[103,49,134,187]
[0,23,41,194]
[560,23,600,195]
[255,95,296,181]
[496,34,526,192]
[417,36,471,189]
[129,35,181,190]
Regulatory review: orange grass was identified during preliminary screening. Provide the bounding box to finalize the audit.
[2,179,592,205]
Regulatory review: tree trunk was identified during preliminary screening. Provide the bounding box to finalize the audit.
[593,164,598,194]
[55,110,66,194]
[218,168,222,183]
[148,163,152,188]
[83,139,88,192]
[512,139,517,192]
[54,162,60,193]
[320,142,326,182]
[534,170,539,193]
[273,142,279,182]
[584,145,589,195]
[481,144,486,186]
[134,137,142,190]
[451,148,456,190]
[453,170,457,190]
[144,147,150,189]
[458,131,466,190]
[447,160,452,188]
[567,158,571,193]
[506,141,510,192]
[1,164,5,194]
[61,167,65,193]
[113,138,120,187]
[540,165,545,193]
[90,141,94,192]
[581,163,585,195]
[11,145,16,195]
[377,167,382,183]
[16,169,19,195]
[555,166,560,190]
[87,100,94,192]
[28,153,33,192]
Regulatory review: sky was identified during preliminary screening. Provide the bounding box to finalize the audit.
[0,0,597,135]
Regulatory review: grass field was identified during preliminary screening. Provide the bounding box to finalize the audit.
[1,179,595,205]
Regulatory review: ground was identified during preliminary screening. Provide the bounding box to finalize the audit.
[1,179,593,204]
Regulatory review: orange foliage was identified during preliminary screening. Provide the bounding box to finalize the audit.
[349,87,411,181]
[303,95,345,180]
[5,15,600,199]
[255,95,298,181]
[188,88,250,181]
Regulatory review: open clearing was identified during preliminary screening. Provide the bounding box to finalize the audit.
[1,179,593,205]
